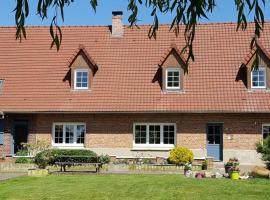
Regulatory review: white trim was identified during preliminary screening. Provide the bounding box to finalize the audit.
[251,67,266,89]
[52,122,86,147]
[133,123,176,149]
[74,69,89,90]
[165,68,180,90]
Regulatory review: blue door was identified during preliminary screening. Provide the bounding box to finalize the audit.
[207,123,223,161]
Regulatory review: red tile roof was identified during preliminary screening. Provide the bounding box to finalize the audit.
[0,23,270,113]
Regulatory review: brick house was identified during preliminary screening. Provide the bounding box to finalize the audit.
[0,12,270,164]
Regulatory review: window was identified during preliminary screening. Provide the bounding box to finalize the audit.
[0,119,3,145]
[53,123,85,146]
[133,123,176,149]
[251,68,266,89]
[166,69,180,89]
[262,125,270,139]
[0,80,4,92]
[74,69,89,90]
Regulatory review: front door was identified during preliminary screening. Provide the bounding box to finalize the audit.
[206,123,223,161]
[12,120,28,154]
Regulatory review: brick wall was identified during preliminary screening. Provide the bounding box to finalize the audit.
[35,113,266,150]
[1,113,268,156]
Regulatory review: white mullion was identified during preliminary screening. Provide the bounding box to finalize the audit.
[160,125,163,145]
[63,124,66,145]
[73,124,76,144]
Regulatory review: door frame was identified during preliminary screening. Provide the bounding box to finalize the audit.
[11,119,29,155]
[206,123,223,161]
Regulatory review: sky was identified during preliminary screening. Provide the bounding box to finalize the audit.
[0,0,269,26]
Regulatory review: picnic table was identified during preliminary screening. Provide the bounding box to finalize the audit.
[55,155,102,172]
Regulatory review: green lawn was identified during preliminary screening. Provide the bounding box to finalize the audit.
[0,174,269,200]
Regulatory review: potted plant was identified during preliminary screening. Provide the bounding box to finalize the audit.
[225,158,240,180]
[184,163,192,176]
[201,159,208,170]
[224,157,239,173]
[229,165,240,180]
[195,172,205,179]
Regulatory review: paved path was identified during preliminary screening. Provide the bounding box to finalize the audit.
[0,172,26,181]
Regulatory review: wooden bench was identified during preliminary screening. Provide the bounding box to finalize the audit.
[55,155,102,172]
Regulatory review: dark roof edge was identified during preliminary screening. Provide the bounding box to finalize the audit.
[3,111,270,114]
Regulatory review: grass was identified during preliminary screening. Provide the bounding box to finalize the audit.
[0,174,269,200]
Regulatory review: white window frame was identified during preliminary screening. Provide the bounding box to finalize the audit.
[166,68,180,90]
[74,69,89,90]
[52,122,86,148]
[133,123,176,150]
[251,67,266,89]
[262,124,270,140]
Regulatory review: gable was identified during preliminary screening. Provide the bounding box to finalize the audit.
[162,50,185,68]
[240,43,270,89]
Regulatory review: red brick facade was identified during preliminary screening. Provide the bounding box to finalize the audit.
[0,113,267,160]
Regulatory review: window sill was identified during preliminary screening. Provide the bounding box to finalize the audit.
[132,145,174,151]
[162,89,185,94]
[248,88,270,92]
[52,144,85,149]
[71,89,91,92]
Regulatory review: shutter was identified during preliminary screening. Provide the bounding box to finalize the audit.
[0,120,4,145]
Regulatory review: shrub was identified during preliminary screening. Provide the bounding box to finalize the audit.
[16,149,28,156]
[15,157,32,164]
[256,136,270,169]
[34,149,97,169]
[99,154,111,164]
[15,149,33,164]
[22,140,51,157]
[168,147,194,165]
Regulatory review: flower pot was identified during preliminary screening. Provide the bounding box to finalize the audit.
[28,168,49,177]
[201,165,207,170]
[225,166,231,173]
[230,171,240,180]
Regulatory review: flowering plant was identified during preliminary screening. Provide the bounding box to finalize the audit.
[184,163,192,171]
[224,157,239,168]
[195,172,205,178]
[224,157,240,173]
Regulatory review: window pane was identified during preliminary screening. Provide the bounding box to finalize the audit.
[54,125,63,144]
[134,125,147,144]
[259,71,264,76]
[214,135,220,144]
[149,125,160,144]
[208,126,214,135]
[263,126,270,139]
[163,125,175,144]
[76,125,85,144]
[65,125,74,144]
[208,135,214,144]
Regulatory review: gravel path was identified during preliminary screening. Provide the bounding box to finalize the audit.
[0,172,26,181]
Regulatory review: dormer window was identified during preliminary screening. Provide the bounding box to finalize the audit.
[158,44,186,92]
[68,46,98,91]
[166,68,180,90]
[0,80,4,93]
[74,69,89,90]
[251,67,266,89]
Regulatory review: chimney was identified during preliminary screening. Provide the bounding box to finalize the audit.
[112,11,123,37]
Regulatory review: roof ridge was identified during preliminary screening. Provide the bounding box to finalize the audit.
[0,21,270,29]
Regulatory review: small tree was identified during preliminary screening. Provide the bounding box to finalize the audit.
[256,136,270,169]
